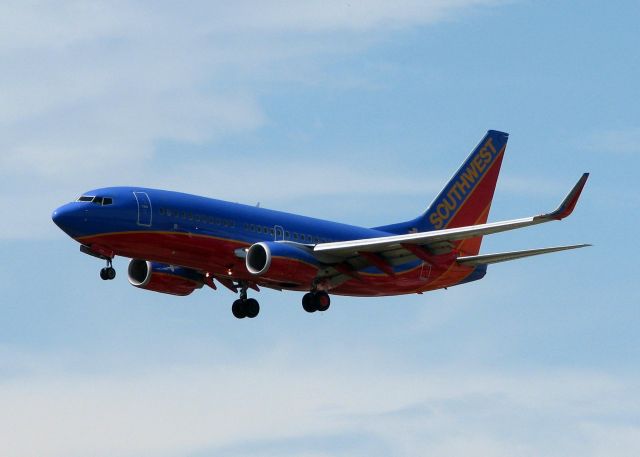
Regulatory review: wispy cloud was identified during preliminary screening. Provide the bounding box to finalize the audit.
[581,127,640,156]
[0,0,505,239]
[0,349,637,457]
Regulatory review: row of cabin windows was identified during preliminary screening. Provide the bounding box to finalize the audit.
[158,207,235,227]
[157,207,333,243]
[242,223,333,243]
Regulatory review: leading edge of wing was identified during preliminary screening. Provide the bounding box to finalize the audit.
[314,173,589,257]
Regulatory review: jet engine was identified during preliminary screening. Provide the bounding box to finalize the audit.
[246,241,320,284]
[128,260,204,296]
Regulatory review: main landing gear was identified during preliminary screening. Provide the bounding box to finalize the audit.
[231,283,260,319]
[302,291,331,313]
[99,258,116,281]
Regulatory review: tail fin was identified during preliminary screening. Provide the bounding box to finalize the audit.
[374,130,509,255]
[422,130,508,231]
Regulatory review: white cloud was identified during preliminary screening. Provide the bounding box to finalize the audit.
[0,349,637,457]
[582,127,640,156]
[0,0,509,239]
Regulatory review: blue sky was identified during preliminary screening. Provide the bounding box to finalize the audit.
[1,1,639,456]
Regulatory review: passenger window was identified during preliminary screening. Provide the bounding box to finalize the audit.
[285,231,290,239]
[195,214,201,222]
[166,209,172,217]
[159,208,165,215]
[293,233,298,240]
[269,228,275,235]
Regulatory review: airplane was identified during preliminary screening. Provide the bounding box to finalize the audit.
[52,130,590,319]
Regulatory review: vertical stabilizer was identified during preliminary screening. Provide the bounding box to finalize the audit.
[374,130,509,256]
[423,130,508,229]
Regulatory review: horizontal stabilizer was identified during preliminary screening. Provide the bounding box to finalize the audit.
[456,244,591,266]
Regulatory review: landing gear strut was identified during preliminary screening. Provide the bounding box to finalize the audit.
[231,283,260,319]
[99,258,116,280]
[302,291,331,313]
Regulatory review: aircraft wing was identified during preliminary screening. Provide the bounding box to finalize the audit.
[314,173,589,260]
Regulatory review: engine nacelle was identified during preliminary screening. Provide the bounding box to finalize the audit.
[246,241,320,284]
[128,260,204,296]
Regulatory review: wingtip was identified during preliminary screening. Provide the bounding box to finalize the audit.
[546,173,590,220]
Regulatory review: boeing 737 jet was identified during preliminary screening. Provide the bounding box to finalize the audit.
[52,130,589,319]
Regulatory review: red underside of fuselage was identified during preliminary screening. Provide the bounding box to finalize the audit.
[77,231,477,297]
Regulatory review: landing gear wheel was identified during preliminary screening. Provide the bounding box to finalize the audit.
[100,267,116,280]
[315,291,331,312]
[232,299,246,319]
[100,258,116,281]
[232,282,260,319]
[302,293,317,313]
[245,298,260,318]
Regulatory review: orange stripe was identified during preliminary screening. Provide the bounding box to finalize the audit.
[443,145,505,228]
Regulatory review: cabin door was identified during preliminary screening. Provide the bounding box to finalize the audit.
[133,192,152,227]
[419,262,431,281]
[274,225,285,241]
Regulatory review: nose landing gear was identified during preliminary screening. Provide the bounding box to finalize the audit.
[99,258,116,280]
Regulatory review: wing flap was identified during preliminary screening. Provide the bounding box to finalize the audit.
[456,244,591,266]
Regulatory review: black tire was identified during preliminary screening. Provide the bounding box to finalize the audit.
[302,293,317,313]
[245,298,260,318]
[232,299,246,319]
[106,267,116,280]
[100,268,108,280]
[315,291,331,312]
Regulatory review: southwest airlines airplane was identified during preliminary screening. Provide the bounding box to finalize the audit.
[52,130,589,319]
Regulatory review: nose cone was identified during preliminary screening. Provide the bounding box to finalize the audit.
[52,203,83,237]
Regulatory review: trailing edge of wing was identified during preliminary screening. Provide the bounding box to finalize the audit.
[314,173,589,258]
[456,244,591,266]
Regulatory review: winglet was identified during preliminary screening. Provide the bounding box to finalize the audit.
[543,173,589,220]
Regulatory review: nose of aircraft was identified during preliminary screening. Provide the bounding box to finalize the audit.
[52,203,83,236]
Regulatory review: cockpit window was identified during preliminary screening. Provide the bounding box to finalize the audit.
[76,195,113,206]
